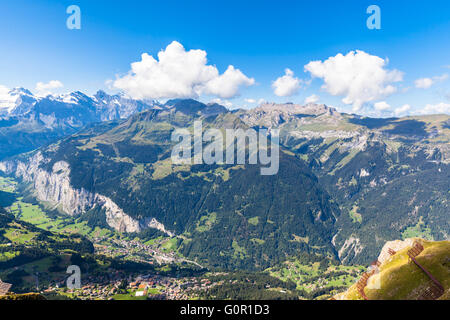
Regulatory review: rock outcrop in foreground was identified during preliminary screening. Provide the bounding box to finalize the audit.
[334,239,450,300]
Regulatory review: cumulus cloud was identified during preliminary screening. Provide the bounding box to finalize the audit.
[113,41,254,100]
[419,102,450,115]
[35,80,64,96]
[415,78,434,89]
[415,74,448,89]
[304,94,320,104]
[394,104,411,116]
[211,98,233,109]
[272,69,303,97]
[374,101,391,111]
[304,50,403,111]
[201,65,255,98]
[244,98,256,104]
[0,85,11,100]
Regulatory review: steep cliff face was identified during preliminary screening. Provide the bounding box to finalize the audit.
[15,153,94,216]
[0,152,173,236]
[337,236,364,264]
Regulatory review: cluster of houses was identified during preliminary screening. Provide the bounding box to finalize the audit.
[128,275,214,300]
[92,237,181,265]
[1,271,221,300]
[40,273,212,300]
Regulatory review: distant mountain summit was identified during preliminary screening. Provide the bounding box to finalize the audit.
[0,89,162,159]
[0,88,160,122]
[165,99,227,116]
[0,87,36,116]
[0,89,232,160]
[93,90,162,121]
[238,102,341,128]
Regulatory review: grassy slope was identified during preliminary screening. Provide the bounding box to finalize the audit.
[337,239,450,300]
[0,205,95,293]
[266,256,365,299]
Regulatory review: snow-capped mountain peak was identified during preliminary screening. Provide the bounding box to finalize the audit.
[0,87,37,116]
[0,87,161,120]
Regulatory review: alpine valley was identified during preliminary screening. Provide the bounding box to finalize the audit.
[0,89,449,300]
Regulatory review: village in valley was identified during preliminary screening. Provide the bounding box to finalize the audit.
[42,273,215,300]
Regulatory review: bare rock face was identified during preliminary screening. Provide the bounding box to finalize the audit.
[16,154,95,216]
[239,102,342,128]
[0,152,173,236]
[377,238,416,264]
[338,236,364,264]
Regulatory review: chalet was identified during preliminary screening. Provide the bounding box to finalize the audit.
[135,290,146,297]
[135,283,149,297]
[138,283,148,290]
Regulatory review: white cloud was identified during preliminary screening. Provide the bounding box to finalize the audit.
[401,87,411,93]
[244,98,256,104]
[113,41,254,100]
[394,104,411,116]
[374,101,391,111]
[415,74,448,89]
[0,85,17,112]
[211,98,233,109]
[35,80,64,96]
[420,102,450,115]
[0,85,11,100]
[304,50,403,111]
[272,69,303,97]
[201,65,255,98]
[414,78,434,89]
[304,94,320,104]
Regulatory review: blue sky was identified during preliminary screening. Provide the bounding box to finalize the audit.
[0,0,449,116]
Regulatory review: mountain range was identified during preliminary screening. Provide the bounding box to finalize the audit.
[0,88,160,159]
[0,91,449,271]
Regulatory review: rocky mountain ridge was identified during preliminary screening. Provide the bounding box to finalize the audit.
[0,89,162,160]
